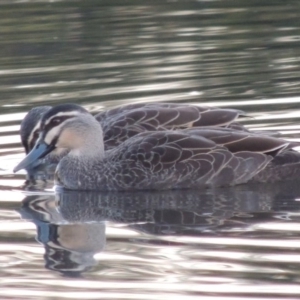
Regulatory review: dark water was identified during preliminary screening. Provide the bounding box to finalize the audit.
[2,0,300,299]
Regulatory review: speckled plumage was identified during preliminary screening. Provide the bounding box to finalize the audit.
[56,130,273,191]
[14,104,300,191]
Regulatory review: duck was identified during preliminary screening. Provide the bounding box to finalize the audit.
[20,102,245,178]
[14,103,300,191]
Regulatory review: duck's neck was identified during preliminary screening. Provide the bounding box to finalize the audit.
[70,143,105,161]
[69,121,105,161]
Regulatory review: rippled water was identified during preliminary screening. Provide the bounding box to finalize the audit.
[2,0,300,299]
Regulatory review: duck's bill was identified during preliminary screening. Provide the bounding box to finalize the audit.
[13,141,55,173]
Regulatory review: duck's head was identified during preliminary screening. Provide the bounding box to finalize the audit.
[14,103,99,173]
[20,106,52,154]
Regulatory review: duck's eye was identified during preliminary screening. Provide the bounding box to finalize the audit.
[50,118,61,126]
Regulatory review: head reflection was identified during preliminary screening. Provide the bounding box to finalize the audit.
[20,195,105,277]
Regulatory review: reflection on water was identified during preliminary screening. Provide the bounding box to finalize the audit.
[17,182,300,298]
[1,0,300,299]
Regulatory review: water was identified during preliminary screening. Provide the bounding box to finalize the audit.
[2,0,300,299]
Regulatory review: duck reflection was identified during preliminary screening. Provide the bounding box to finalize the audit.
[19,181,300,277]
[20,195,105,277]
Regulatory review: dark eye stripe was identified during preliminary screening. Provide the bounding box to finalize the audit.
[42,116,74,133]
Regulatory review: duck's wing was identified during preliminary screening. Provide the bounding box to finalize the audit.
[182,127,299,155]
[107,131,273,189]
[251,148,300,183]
[98,105,244,149]
[181,128,300,185]
[95,102,210,122]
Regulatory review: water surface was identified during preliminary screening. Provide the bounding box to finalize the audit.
[2,0,300,299]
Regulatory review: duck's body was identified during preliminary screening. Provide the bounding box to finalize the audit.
[14,103,300,191]
[56,129,269,191]
[22,103,244,152]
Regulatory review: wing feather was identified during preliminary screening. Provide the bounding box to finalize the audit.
[98,105,244,149]
[183,128,299,154]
